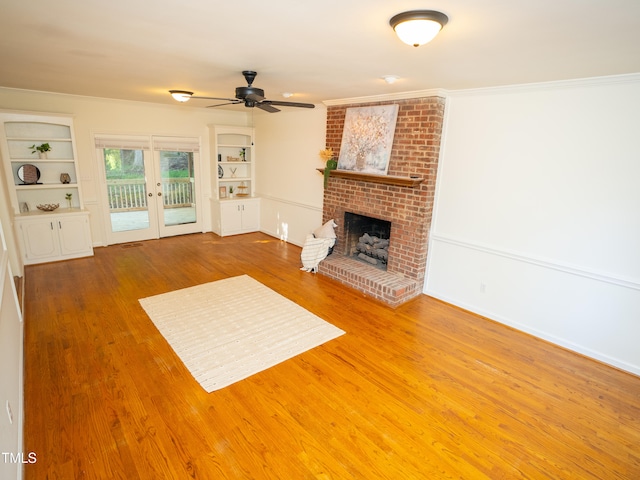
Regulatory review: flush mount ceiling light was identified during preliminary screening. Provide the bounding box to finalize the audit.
[382,75,400,84]
[389,10,448,47]
[169,90,193,102]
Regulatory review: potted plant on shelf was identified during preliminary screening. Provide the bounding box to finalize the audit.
[29,143,52,159]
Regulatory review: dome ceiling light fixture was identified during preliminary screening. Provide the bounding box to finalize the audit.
[389,10,449,47]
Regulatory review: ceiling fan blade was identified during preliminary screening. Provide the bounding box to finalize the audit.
[192,96,238,102]
[206,101,242,108]
[256,103,280,113]
[245,92,265,102]
[264,100,315,109]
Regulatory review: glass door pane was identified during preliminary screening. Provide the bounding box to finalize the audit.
[103,148,158,240]
[159,151,196,227]
[156,150,200,237]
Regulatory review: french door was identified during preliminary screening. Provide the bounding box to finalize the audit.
[96,135,202,245]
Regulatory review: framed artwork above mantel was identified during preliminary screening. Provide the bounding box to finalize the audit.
[337,104,399,174]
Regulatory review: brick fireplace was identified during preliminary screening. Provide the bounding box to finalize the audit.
[319,96,445,307]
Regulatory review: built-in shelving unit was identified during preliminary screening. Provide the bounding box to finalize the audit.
[0,112,85,213]
[0,111,93,263]
[212,125,255,199]
[209,125,260,236]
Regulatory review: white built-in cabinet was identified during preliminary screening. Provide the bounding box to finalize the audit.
[15,211,93,264]
[209,125,260,236]
[214,198,261,236]
[0,110,93,264]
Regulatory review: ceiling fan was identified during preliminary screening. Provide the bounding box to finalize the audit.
[169,71,315,113]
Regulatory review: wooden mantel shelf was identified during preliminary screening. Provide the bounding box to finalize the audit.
[316,169,424,187]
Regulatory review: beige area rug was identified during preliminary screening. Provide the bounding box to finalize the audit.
[139,275,345,392]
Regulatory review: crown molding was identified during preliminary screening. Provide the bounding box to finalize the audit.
[322,73,640,106]
[447,73,640,98]
[323,88,448,106]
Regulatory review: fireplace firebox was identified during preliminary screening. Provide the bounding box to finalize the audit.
[344,212,391,270]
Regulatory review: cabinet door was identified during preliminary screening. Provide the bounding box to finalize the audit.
[220,201,243,235]
[20,219,59,260]
[241,200,260,232]
[58,216,93,257]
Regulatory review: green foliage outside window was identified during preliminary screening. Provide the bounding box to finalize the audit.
[104,149,194,179]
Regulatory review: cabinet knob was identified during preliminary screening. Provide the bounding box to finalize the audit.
[157,192,162,196]
[148,193,153,197]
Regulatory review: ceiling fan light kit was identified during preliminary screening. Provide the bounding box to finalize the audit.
[389,10,448,47]
[168,71,314,112]
[169,90,194,102]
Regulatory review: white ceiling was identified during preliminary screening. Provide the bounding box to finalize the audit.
[1,0,639,110]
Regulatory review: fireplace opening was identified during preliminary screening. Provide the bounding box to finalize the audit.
[344,212,391,270]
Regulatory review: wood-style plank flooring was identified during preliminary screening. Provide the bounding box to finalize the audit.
[23,232,640,479]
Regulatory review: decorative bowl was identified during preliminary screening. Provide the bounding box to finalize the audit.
[37,203,59,212]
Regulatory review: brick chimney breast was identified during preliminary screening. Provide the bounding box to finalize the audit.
[319,97,446,307]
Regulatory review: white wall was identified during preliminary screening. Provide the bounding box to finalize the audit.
[0,218,23,480]
[254,106,327,246]
[426,74,640,374]
[0,157,22,276]
[0,87,248,247]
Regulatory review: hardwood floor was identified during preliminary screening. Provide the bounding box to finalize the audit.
[23,232,640,479]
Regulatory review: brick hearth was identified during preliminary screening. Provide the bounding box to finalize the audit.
[319,96,445,307]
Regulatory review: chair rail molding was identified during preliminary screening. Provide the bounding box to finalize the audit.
[430,233,640,291]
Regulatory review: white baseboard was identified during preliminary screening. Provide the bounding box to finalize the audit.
[425,288,640,377]
[425,234,640,376]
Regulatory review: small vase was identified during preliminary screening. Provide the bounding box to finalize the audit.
[60,173,71,184]
[39,152,47,159]
[67,199,73,209]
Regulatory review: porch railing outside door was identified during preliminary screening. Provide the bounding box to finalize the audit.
[107,178,194,211]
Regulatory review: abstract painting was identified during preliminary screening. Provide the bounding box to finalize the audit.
[337,104,399,174]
